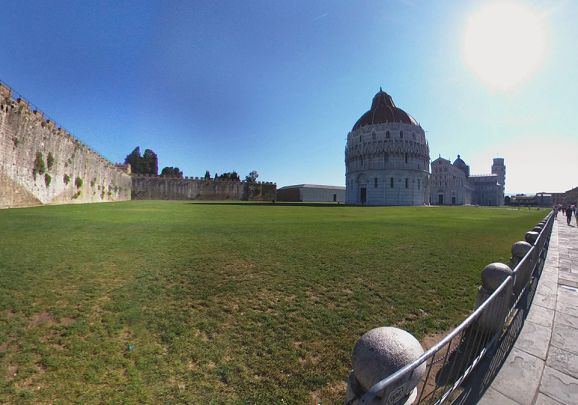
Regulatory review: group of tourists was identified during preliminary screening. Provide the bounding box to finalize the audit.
[553,204,578,225]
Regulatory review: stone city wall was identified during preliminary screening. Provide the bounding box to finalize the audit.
[0,83,131,208]
[131,175,277,201]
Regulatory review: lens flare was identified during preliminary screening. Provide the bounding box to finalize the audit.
[463,2,548,91]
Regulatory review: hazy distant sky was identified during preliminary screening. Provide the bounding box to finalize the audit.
[2,0,577,194]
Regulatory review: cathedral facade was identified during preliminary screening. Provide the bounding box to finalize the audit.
[345,89,430,205]
[430,156,505,206]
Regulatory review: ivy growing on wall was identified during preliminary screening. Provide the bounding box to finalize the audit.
[44,173,52,187]
[75,177,83,188]
[64,174,71,184]
[47,152,55,171]
[33,152,46,178]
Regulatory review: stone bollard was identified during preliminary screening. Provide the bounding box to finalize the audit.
[510,241,533,298]
[525,231,539,245]
[344,327,425,405]
[473,263,513,335]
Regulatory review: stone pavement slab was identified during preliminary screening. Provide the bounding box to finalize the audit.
[538,366,578,405]
[550,323,578,356]
[536,279,558,295]
[477,387,519,405]
[488,347,545,405]
[553,311,578,329]
[515,322,551,360]
[555,300,578,317]
[534,291,557,309]
[534,393,564,405]
[546,346,578,380]
[525,305,554,329]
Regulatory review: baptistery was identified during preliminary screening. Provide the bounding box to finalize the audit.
[345,89,430,205]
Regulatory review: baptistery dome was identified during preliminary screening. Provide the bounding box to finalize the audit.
[352,88,418,131]
[345,89,430,206]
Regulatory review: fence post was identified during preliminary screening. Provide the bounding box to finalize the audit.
[473,263,513,335]
[344,327,425,405]
[510,241,532,297]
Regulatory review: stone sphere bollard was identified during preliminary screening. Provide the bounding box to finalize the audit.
[344,327,426,405]
[474,263,513,334]
[510,241,533,270]
[510,241,533,297]
[525,231,539,245]
[532,226,543,233]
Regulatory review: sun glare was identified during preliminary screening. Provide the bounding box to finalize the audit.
[463,2,548,91]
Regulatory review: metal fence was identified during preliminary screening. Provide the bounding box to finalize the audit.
[356,212,554,405]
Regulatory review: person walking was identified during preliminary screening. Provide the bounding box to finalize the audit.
[565,206,573,225]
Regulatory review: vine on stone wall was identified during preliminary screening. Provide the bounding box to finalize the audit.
[44,173,51,187]
[33,152,46,179]
[64,174,71,184]
[12,137,19,147]
[75,177,83,188]
[47,152,55,171]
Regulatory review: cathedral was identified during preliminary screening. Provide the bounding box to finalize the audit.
[430,155,505,206]
[345,89,430,205]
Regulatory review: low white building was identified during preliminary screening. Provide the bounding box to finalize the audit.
[276,184,346,203]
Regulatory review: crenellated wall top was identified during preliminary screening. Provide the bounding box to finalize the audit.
[131,174,275,184]
[0,79,128,177]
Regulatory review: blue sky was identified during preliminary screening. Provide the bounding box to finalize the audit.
[2,0,577,194]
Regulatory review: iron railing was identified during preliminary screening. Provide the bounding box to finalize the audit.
[358,212,554,405]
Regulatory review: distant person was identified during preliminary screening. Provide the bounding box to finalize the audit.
[565,206,573,225]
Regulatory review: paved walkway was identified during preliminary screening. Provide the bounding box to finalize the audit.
[478,216,578,405]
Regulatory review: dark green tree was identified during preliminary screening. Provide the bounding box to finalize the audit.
[143,149,158,175]
[161,167,184,178]
[124,147,158,175]
[245,170,259,182]
[216,171,240,181]
[124,147,144,173]
[204,170,211,180]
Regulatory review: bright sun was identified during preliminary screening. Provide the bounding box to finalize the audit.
[463,2,548,91]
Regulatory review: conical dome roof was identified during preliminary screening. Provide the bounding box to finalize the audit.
[352,88,418,131]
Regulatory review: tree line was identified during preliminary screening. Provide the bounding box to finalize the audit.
[124,147,259,182]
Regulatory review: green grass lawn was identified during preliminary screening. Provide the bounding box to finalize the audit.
[0,201,547,404]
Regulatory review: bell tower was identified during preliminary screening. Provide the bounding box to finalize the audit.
[492,158,506,187]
